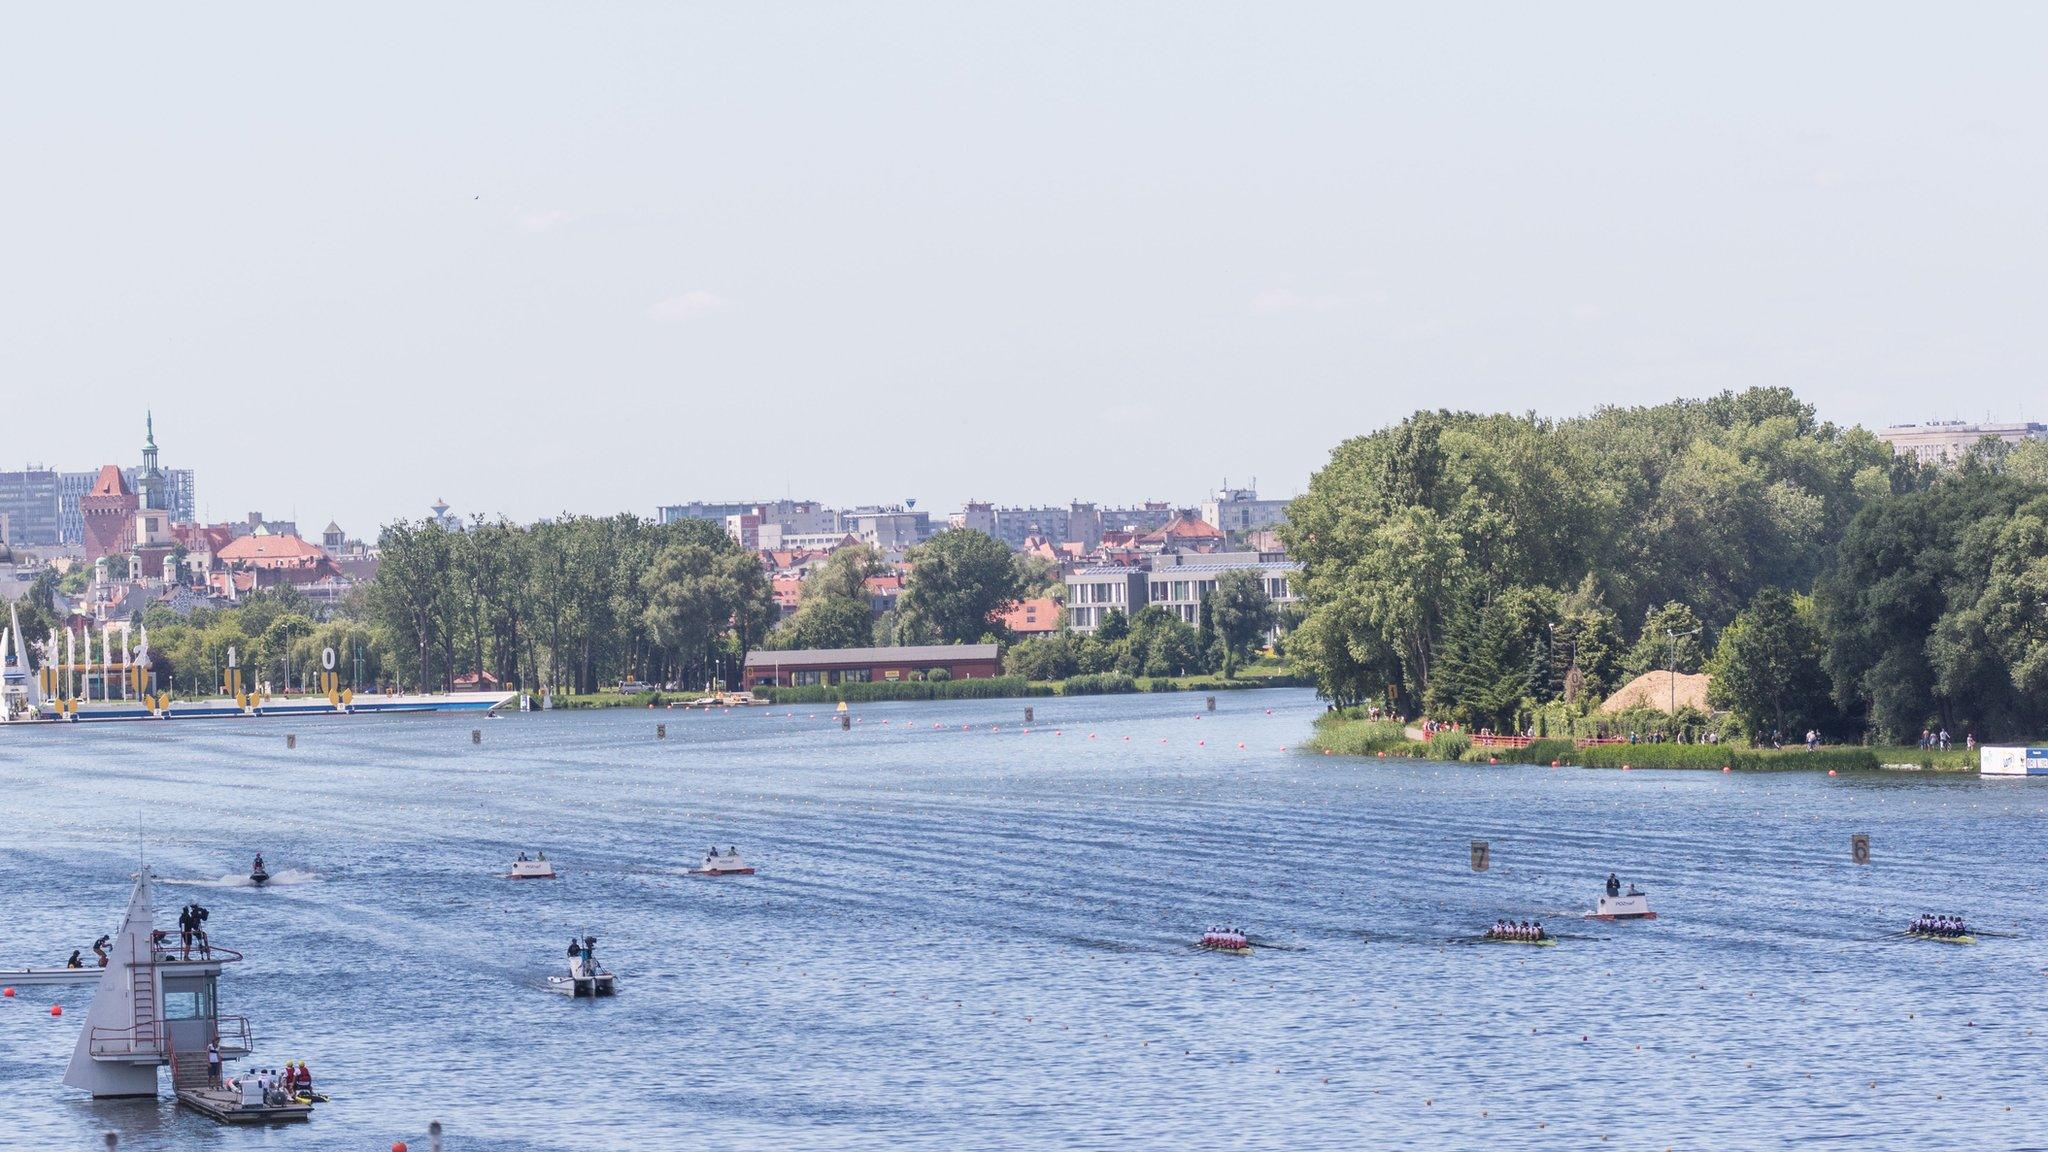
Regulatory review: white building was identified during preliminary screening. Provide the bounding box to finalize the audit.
[1874,421,2046,465]
[1200,486,1291,538]
[1064,553,1300,634]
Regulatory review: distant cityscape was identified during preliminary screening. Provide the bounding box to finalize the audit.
[0,415,2040,641]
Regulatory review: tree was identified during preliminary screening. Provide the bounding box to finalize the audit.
[1623,602,1704,680]
[1707,588,1835,743]
[1208,569,1277,677]
[900,529,1023,644]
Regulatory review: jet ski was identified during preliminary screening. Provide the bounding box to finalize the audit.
[249,855,270,887]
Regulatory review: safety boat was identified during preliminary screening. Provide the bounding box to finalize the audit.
[1198,928,1252,956]
[1591,882,1656,920]
[688,847,755,876]
[505,852,556,880]
[248,856,270,887]
[0,963,107,985]
[547,936,615,997]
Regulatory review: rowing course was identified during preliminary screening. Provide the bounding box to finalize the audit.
[1,691,2045,1150]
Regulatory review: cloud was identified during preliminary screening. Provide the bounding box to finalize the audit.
[1571,303,1605,322]
[1250,288,1351,315]
[647,290,728,323]
[508,207,573,233]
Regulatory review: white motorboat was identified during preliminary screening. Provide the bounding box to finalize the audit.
[0,964,107,985]
[1591,881,1656,920]
[505,853,556,880]
[547,936,615,997]
[688,847,755,876]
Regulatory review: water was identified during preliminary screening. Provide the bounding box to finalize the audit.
[1,689,2044,1151]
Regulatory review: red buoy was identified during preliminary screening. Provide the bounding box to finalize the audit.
[50,1005,62,1016]
[1828,769,1837,777]
[2,987,13,997]
[394,1144,409,1152]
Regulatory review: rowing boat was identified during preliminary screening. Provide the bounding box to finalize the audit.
[1908,931,1976,945]
[1482,936,1556,947]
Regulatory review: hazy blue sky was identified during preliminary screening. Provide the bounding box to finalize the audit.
[5,4,2044,533]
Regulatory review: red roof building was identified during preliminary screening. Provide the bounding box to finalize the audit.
[80,465,139,561]
[998,596,1062,634]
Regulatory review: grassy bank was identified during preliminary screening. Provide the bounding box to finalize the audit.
[757,667,1310,705]
[1308,712,1897,772]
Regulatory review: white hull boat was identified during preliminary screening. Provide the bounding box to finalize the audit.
[0,965,108,985]
[689,849,754,876]
[505,857,556,880]
[1591,892,1656,920]
[548,954,615,997]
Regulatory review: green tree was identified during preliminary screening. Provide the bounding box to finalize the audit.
[1623,601,1705,680]
[900,529,1023,644]
[1706,588,1835,743]
[1208,569,1276,677]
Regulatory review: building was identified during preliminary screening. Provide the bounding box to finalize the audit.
[1145,554,1300,627]
[660,501,763,526]
[79,466,140,561]
[951,501,1104,550]
[1100,501,1177,536]
[0,468,61,546]
[742,643,1001,689]
[998,596,1062,635]
[844,506,931,553]
[1064,567,1148,633]
[1874,420,2047,465]
[1065,553,1301,634]
[1200,487,1291,538]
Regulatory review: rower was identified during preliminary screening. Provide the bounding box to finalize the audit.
[1533,921,1545,941]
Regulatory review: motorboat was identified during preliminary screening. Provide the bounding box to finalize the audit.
[1198,928,1252,956]
[547,936,615,997]
[249,856,270,887]
[0,963,107,985]
[1591,882,1656,920]
[688,846,755,876]
[505,852,556,880]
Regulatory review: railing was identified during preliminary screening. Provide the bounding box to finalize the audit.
[91,1015,252,1059]
[1469,734,1534,748]
[89,1022,163,1059]
[146,939,244,965]
[1574,736,1630,747]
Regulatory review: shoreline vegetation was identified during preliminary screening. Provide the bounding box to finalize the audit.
[553,666,1312,708]
[1306,713,1980,772]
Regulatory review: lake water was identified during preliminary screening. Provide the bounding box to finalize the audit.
[2,689,2044,1151]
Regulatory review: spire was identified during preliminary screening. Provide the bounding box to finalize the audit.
[145,410,156,450]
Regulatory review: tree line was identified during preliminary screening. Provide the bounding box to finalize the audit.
[1285,387,2048,743]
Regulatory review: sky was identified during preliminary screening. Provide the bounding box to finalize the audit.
[4,3,2045,534]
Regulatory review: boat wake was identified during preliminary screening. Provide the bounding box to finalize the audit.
[166,869,323,888]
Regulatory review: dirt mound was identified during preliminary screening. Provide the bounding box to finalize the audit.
[1598,670,1711,714]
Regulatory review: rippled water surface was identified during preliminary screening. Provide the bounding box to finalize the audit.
[2,689,2045,1151]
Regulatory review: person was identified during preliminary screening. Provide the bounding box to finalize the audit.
[1806,729,1819,751]
[191,902,211,958]
[66,949,84,968]
[296,1060,312,1095]
[517,851,529,862]
[92,934,110,967]
[178,903,195,959]
[1533,921,1545,941]
[1606,873,1621,898]
[206,1039,222,1087]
